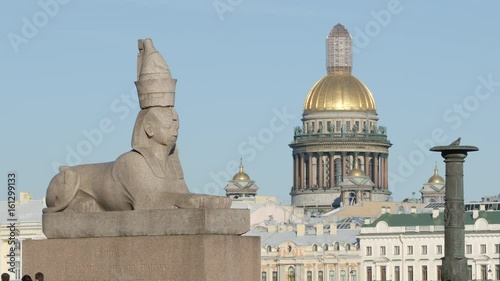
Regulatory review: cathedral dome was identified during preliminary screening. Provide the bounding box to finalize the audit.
[303,73,376,111]
[428,164,444,184]
[232,161,250,181]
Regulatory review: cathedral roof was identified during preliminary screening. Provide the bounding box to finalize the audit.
[303,73,376,111]
[427,163,444,184]
[232,160,250,181]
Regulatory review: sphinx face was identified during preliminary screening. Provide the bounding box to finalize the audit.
[148,107,179,149]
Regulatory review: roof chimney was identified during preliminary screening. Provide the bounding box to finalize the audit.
[432,208,439,219]
[381,206,386,215]
[330,224,337,235]
[297,224,305,236]
[316,224,324,236]
[479,204,485,211]
[410,206,417,214]
[386,206,391,214]
[472,209,479,219]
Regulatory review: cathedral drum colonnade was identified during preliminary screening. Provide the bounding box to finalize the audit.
[290,24,392,211]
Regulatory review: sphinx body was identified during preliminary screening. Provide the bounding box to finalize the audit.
[44,39,231,213]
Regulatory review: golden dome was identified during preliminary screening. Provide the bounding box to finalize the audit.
[348,168,365,177]
[233,160,250,181]
[428,163,444,184]
[303,73,376,111]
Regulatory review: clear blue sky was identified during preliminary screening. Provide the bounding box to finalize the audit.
[1,0,499,203]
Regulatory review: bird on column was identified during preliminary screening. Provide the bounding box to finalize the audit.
[449,137,461,146]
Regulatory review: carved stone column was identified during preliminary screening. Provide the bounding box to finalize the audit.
[329,153,335,188]
[364,152,370,176]
[317,153,323,188]
[341,152,347,180]
[380,155,386,189]
[308,153,313,188]
[431,144,478,281]
[373,153,379,188]
[383,154,389,189]
[299,153,305,190]
[293,153,298,191]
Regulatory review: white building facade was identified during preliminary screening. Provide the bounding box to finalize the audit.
[359,209,500,281]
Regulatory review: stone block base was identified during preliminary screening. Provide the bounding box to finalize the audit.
[43,209,250,238]
[23,235,260,281]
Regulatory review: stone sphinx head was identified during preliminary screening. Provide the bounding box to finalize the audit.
[132,107,179,154]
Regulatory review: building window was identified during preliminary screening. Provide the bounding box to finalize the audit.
[380,266,387,281]
[366,246,372,256]
[366,267,372,281]
[312,244,318,252]
[466,244,472,254]
[262,272,267,281]
[436,245,443,255]
[421,245,427,255]
[345,244,351,251]
[394,266,400,281]
[272,271,278,281]
[437,266,442,281]
[307,271,312,281]
[334,242,340,251]
[380,246,386,256]
[340,270,346,281]
[350,270,357,281]
[422,266,428,281]
[323,244,329,251]
[266,245,272,253]
[318,271,324,281]
[288,267,295,281]
[468,265,472,281]
[329,270,335,281]
[496,265,500,281]
[480,244,486,254]
[495,244,500,254]
[481,265,487,280]
[408,266,414,281]
[394,245,400,255]
[407,245,413,255]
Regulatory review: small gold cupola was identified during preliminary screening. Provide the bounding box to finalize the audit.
[428,162,445,184]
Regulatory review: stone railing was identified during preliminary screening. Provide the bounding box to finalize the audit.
[292,133,389,143]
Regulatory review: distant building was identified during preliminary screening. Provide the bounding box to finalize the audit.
[252,219,362,281]
[419,164,445,204]
[225,160,259,203]
[0,193,45,280]
[289,23,391,212]
[359,208,500,281]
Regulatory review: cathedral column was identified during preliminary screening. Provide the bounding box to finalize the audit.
[293,153,299,190]
[384,154,389,189]
[381,154,386,189]
[373,153,379,188]
[341,152,347,179]
[308,153,313,188]
[364,152,370,176]
[329,153,335,188]
[299,153,305,189]
[380,156,385,188]
[317,153,323,188]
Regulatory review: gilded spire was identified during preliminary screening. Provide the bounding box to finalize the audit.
[326,23,352,75]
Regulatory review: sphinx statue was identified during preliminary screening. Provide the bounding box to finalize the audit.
[44,38,231,213]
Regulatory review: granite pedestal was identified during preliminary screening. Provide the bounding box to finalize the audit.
[23,209,260,281]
